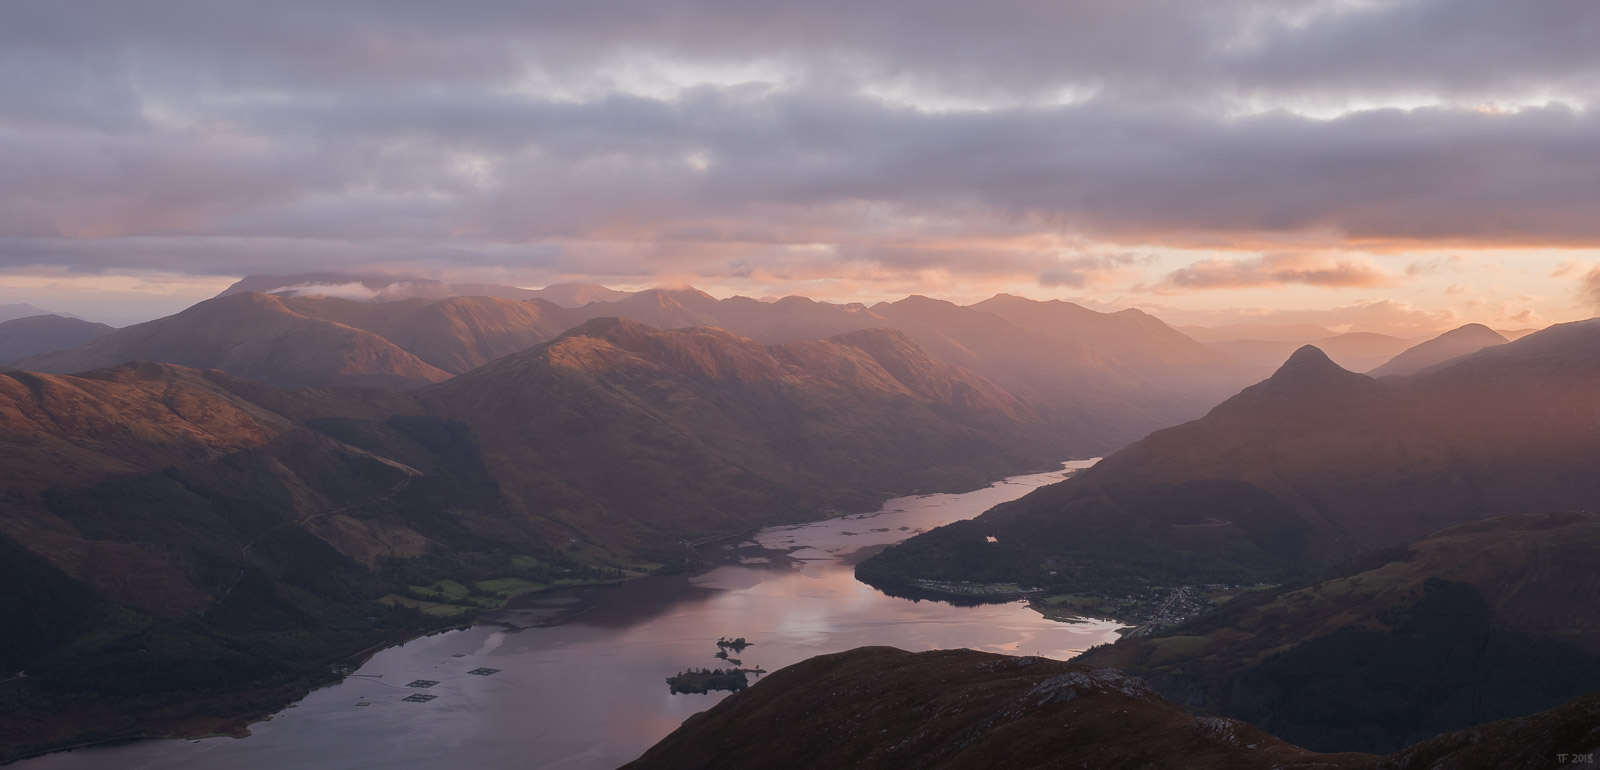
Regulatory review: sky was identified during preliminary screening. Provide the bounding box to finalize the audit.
[3,1,1599,331]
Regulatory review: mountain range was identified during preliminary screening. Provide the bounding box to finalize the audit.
[15,280,1272,452]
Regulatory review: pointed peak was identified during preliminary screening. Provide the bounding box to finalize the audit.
[1278,344,1342,374]
[1258,343,1370,393]
[1210,345,1380,417]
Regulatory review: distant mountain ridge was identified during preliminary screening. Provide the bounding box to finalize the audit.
[1369,323,1508,377]
[17,292,454,389]
[0,314,114,361]
[1207,331,1414,372]
[567,288,1257,450]
[0,303,64,323]
[24,281,1265,452]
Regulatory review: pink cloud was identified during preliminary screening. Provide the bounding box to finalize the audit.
[1156,253,1393,292]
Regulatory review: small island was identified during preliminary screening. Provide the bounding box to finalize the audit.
[666,637,765,694]
[666,668,749,694]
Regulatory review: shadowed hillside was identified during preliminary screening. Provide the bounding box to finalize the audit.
[860,319,1600,600]
[1079,513,1600,753]
[625,646,1372,770]
[626,644,1600,770]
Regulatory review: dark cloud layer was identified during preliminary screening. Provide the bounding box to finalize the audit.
[2,1,1598,285]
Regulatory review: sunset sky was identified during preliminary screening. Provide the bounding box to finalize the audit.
[3,1,1598,331]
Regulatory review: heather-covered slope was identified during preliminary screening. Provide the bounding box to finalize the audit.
[860,320,1600,598]
[625,646,1371,770]
[627,645,1600,770]
[17,292,451,389]
[0,314,114,361]
[1079,513,1600,753]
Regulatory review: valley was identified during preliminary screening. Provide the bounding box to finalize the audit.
[15,465,1121,770]
[5,278,1599,767]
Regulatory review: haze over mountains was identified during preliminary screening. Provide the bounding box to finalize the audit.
[0,304,63,323]
[12,274,1299,452]
[861,319,1600,596]
[1368,323,1508,377]
[0,315,112,361]
[18,292,457,389]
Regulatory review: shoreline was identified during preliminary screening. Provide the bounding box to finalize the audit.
[7,457,1090,765]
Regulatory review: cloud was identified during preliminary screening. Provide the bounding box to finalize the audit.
[1143,298,1464,338]
[1406,256,1463,276]
[1157,253,1392,292]
[1581,267,1600,310]
[1039,253,1151,288]
[276,281,448,301]
[6,94,1600,286]
[1,0,1598,314]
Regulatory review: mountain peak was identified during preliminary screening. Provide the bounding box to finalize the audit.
[1278,344,1342,376]
[1209,344,1381,417]
[1262,344,1371,391]
[1368,323,1510,377]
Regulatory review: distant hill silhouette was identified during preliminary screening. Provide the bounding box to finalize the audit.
[0,314,113,361]
[1368,322,1507,377]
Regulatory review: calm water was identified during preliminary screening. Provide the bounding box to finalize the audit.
[25,460,1120,770]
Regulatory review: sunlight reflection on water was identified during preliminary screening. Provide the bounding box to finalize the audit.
[24,460,1119,770]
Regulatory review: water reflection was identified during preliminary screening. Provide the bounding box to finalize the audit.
[23,461,1121,770]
